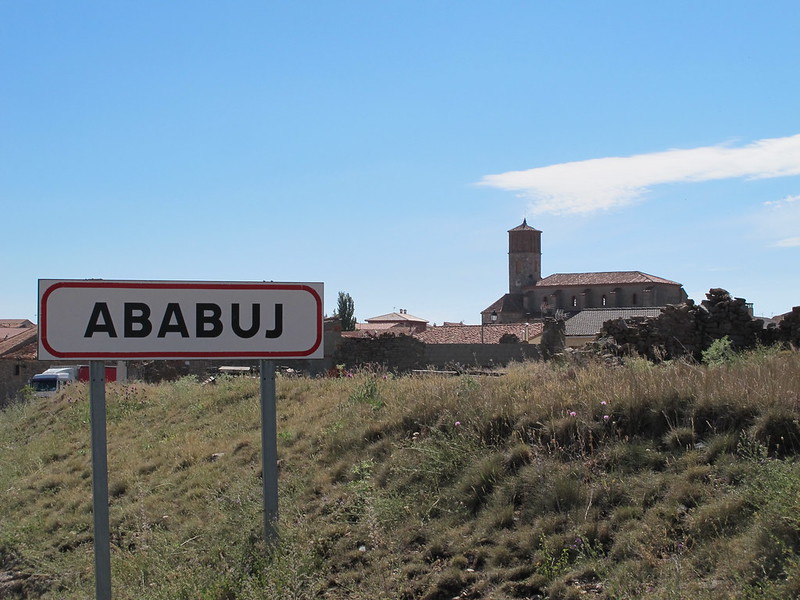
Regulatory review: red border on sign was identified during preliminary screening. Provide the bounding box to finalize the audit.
[39,281,324,359]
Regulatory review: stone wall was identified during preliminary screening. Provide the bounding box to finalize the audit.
[334,334,427,373]
[775,306,800,347]
[424,343,539,368]
[600,303,703,360]
[599,288,797,361]
[333,334,540,372]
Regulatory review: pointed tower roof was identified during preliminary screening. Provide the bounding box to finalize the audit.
[508,218,541,232]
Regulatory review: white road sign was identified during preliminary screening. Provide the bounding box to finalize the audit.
[38,280,324,360]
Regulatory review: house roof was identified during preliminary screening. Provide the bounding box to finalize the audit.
[415,322,543,344]
[356,322,401,331]
[0,319,34,328]
[564,308,665,337]
[0,319,35,341]
[0,325,38,359]
[348,323,422,338]
[365,312,429,324]
[532,271,682,288]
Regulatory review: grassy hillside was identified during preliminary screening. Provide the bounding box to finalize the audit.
[2,350,800,599]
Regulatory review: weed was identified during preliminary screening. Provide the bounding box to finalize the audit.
[348,377,383,411]
[535,534,573,580]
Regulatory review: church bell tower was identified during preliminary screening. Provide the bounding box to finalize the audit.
[508,219,541,294]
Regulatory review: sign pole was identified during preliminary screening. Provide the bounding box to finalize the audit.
[259,359,279,544]
[89,361,112,600]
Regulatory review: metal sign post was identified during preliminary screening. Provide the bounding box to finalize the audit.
[259,360,279,543]
[89,361,112,600]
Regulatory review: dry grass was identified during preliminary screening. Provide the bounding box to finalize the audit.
[2,349,800,598]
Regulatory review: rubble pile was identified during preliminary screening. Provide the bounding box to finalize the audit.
[598,288,796,362]
[699,288,763,351]
[599,300,704,361]
[777,306,800,347]
[539,317,566,360]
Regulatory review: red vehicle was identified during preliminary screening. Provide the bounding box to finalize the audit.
[77,365,118,383]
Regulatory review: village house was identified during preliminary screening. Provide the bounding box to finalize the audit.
[0,319,46,404]
[349,309,429,337]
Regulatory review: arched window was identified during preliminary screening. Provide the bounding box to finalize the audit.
[601,295,607,307]
[632,293,638,305]
[571,296,577,307]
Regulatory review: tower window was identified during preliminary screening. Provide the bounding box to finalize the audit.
[571,296,577,307]
[601,295,607,307]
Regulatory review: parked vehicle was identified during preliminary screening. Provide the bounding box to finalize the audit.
[29,365,117,397]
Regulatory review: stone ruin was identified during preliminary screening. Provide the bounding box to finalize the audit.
[596,288,800,362]
[539,317,566,360]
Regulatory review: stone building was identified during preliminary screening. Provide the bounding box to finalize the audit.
[0,321,51,405]
[482,220,688,324]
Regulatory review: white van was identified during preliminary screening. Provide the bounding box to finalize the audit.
[29,367,80,397]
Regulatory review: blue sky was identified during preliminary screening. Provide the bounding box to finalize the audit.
[3,1,799,325]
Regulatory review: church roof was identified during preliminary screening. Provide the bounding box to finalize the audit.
[533,271,682,288]
[564,308,665,337]
[508,218,541,233]
[482,293,525,315]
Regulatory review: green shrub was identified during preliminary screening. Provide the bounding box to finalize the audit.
[703,336,736,365]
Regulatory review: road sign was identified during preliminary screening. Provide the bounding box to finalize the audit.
[38,280,324,360]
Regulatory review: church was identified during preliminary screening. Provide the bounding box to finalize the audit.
[482,220,688,324]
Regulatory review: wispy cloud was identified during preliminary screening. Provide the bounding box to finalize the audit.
[761,194,800,248]
[764,194,800,208]
[479,135,800,215]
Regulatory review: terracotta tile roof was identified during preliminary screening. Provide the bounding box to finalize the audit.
[348,324,421,337]
[365,312,429,324]
[564,308,665,337]
[0,319,34,327]
[355,322,401,331]
[533,271,682,288]
[0,319,35,342]
[0,325,38,359]
[415,323,543,344]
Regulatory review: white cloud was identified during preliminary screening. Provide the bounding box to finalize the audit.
[756,193,800,248]
[479,134,800,215]
[775,237,800,247]
[764,194,800,208]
